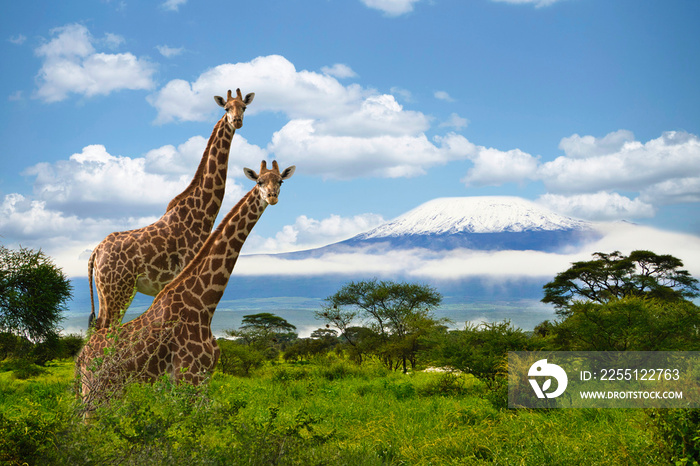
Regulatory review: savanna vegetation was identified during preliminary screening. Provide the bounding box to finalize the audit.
[1,246,700,465]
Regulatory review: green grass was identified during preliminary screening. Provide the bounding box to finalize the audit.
[0,357,664,465]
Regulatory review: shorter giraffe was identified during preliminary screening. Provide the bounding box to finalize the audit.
[88,89,254,330]
[76,161,295,402]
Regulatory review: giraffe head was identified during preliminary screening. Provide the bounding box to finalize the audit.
[214,88,255,129]
[244,160,296,206]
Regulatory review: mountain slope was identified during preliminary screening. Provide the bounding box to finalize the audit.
[285,196,600,256]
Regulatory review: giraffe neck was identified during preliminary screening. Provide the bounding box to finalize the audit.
[165,116,235,220]
[155,187,266,323]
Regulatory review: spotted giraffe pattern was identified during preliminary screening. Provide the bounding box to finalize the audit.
[76,161,296,397]
[88,89,255,330]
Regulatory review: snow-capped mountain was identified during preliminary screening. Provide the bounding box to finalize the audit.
[358,197,590,237]
[287,196,599,256]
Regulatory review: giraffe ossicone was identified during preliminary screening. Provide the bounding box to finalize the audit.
[76,160,296,403]
[87,89,254,331]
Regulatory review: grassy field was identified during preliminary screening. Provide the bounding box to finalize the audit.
[0,357,665,465]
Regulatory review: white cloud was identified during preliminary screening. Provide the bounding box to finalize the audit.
[102,33,125,50]
[20,132,264,217]
[313,94,430,137]
[0,193,157,277]
[24,144,187,212]
[321,63,358,79]
[156,45,184,58]
[360,0,421,16]
[148,55,368,123]
[34,24,156,102]
[537,192,656,221]
[558,129,635,159]
[269,122,473,178]
[9,34,26,45]
[390,86,413,102]
[640,177,700,204]
[149,55,482,179]
[244,213,386,254]
[144,136,207,175]
[459,129,700,221]
[461,147,539,187]
[162,0,187,11]
[440,113,469,130]
[434,90,455,102]
[539,131,700,195]
[490,0,565,7]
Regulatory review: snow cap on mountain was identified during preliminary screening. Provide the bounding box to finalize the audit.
[359,196,591,239]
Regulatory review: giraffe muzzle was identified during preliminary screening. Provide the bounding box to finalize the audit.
[267,196,279,205]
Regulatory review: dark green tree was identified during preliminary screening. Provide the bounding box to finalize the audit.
[216,338,265,376]
[317,279,444,372]
[542,250,698,316]
[0,246,72,342]
[283,329,339,362]
[433,320,534,387]
[548,297,700,351]
[225,312,297,360]
[228,313,297,343]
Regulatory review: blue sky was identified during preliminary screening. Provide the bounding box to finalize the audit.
[1,0,699,278]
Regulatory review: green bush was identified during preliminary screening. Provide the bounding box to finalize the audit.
[217,338,265,376]
[2,358,48,380]
[647,408,700,465]
[417,371,468,397]
[0,410,65,465]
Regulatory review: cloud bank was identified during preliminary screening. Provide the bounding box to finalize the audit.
[461,129,700,221]
[234,222,700,283]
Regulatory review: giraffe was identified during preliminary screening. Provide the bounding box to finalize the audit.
[76,161,295,402]
[88,89,255,330]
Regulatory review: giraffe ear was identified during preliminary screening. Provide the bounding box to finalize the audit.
[214,95,226,108]
[243,92,255,105]
[243,167,259,181]
[280,165,296,180]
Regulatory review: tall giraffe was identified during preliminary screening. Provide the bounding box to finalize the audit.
[76,161,295,398]
[88,89,255,330]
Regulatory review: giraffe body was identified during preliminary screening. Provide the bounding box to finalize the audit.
[77,161,295,398]
[88,89,254,330]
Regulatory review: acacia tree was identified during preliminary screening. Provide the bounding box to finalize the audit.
[229,312,297,344]
[225,312,297,358]
[542,250,698,316]
[316,279,444,372]
[0,246,72,342]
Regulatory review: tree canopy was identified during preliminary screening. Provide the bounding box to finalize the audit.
[227,312,297,345]
[542,250,698,315]
[316,279,445,372]
[547,297,700,351]
[0,246,72,342]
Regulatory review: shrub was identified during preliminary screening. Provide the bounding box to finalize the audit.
[417,371,467,397]
[647,408,700,464]
[3,358,48,380]
[433,320,533,388]
[217,339,265,376]
[58,333,84,359]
